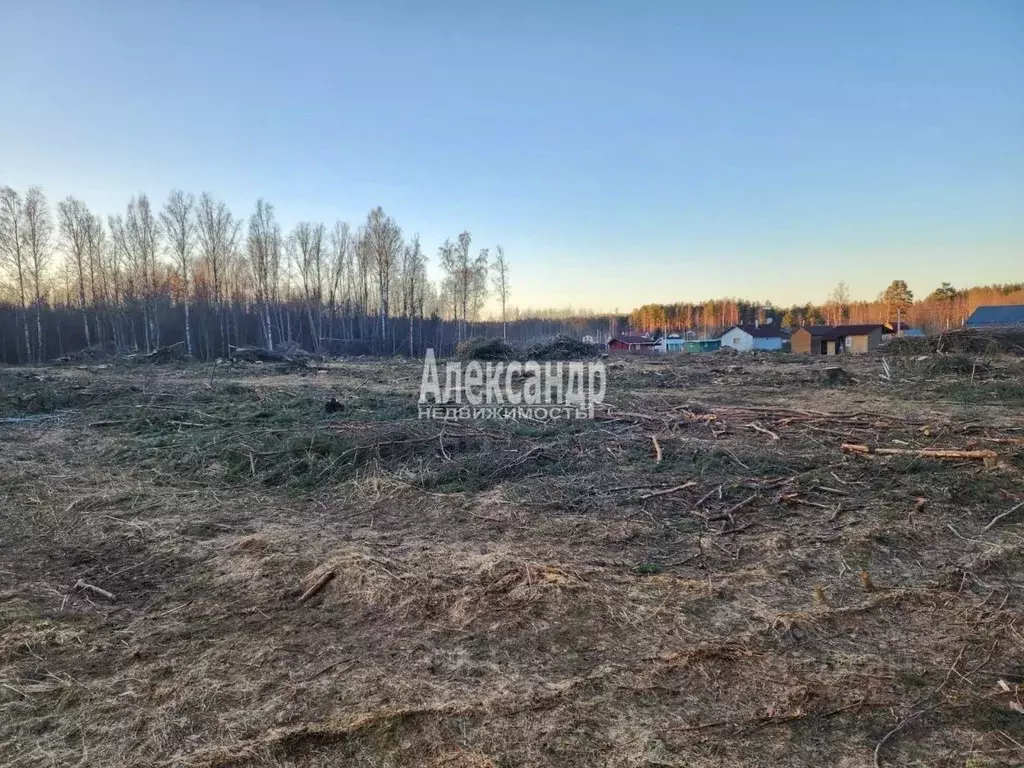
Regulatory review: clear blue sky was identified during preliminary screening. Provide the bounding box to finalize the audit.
[2,0,1021,312]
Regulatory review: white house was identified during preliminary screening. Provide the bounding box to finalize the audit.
[720,323,784,352]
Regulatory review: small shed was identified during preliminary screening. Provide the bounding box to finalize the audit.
[966,305,1024,328]
[720,324,785,352]
[684,339,722,353]
[608,333,658,352]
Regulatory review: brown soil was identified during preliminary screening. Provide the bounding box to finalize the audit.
[1,351,1022,767]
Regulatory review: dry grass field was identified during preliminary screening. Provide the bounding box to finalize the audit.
[1,349,1023,767]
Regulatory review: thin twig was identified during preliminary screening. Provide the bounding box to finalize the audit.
[744,422,780,441]
[720,494,757,518]
[638,481,697,501]
[874,643,965,767]
[873,702,941,768]
[982,500,1024,532]
[73,579,115,602]
[693,485,722,508]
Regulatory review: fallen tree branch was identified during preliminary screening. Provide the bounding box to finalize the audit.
[744,422,780,441]
[874,640,969,766]
[779,493,831,510]
[719,494,757,519]
[982,500,1024,532]
[666,698,867,733]
[872,703,940,767]
[841,444,998,461]
[638,481,697,501]
[74,579,115,602]
[694,485,722,508]
[651,435,663,464]
[469,511,505,522]
[298,570,336,604]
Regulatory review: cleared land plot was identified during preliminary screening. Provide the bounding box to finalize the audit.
[1,352,1022,767]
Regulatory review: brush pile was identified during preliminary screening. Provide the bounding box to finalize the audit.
[526,334,603,360]
[456,337,518,361]
[458,335,602,362]
[886,327,1024,356]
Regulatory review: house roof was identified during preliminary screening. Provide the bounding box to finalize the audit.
[796,325,833,336]
[722,324,784,339]
[827,324,890,339]
[610,334,657,345]
[966,305,1024,327]
[794,324,890,340]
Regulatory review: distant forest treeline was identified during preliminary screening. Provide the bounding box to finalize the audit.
[0,183,1021,364]
[627,281,1024,337]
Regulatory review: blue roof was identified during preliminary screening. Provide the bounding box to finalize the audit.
[966,305,1024,327]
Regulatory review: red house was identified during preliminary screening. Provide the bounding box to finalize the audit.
[608,333,658,352]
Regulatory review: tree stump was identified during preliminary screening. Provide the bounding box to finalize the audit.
[823,366,854,385]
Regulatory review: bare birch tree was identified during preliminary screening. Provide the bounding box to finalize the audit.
[440,232,489,341]
[57,196,93,347]
[85,214,107,345]
[124,195,161,350]
[195,193,240,355]
[491,245,510,339]
[469,248,489,328]
[160,190,195,355]
[364,206,402,342]
[107,213,143,349]
[291,221,327,350]
[826,281,850,325]
[437,238,458,330]
[454,232,472,341]
[328,221,353,339]
[355,229,372,339]
[22,187,52,360]
[400,234,426,355]
[248,199,281,349]
[0,186,32,359]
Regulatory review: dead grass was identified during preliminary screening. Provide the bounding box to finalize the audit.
[0,353,1022,766]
